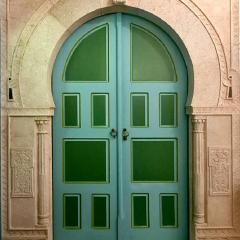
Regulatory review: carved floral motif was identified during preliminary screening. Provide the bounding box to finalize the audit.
[208,147,231,196]
[10,149,33,197]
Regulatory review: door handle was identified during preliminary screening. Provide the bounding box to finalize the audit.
[110,128,118,138]
[122,128,129,141]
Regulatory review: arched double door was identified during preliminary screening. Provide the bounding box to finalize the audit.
[53,13,188,240]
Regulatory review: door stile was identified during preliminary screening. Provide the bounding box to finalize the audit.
[116,13,125,239]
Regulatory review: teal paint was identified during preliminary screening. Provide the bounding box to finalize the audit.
[53,13,188,240]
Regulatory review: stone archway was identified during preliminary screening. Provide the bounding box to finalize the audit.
[8,0,231,109]
[3,1,240,240]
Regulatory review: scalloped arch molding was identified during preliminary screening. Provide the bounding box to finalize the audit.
[9,0,231,110]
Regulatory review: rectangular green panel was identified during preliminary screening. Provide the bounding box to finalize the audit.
[63,94,80,127]
[64,139,108,183]
[161,194,178,227]
[92,195,110,228]
[132,139,176,182]
[131,94,148,127]
[63,194,81,229]
[92,94,109,127]
[160,93,177,127]
[132,194,149,228]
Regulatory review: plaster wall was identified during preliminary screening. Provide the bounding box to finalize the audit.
[1,0,240,240]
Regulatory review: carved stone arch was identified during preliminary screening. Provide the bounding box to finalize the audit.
[8,0,229,111]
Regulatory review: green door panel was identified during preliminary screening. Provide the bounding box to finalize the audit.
[160,93,177,127]
[53,13,188,240]
[63,194,81,229]
[132,194,149,228]
[131,24,176,82]
[131,93,148,127]
[91,94,109,127]
[64,139,109,183]
[160,194,178,227]
[65,25,108,82]
[92,194,110,228]
[62,94,80,127]
[132,139,176,182]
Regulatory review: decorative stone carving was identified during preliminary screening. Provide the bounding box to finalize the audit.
[192,116,206,224]
[180,0,231,105]
[113,0,126,4]
[208,147,231,196]
[35,119,49,226]
[230,0,239,72]
[10,149,33,198]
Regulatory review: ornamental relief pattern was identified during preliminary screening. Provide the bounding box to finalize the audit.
[208,147,231,196]
[10,149,34,198]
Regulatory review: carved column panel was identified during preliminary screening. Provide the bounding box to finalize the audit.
[192,116,206,224]
[35,119,49,226]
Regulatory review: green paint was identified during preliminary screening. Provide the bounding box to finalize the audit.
[64,140,108,182]
[63,94,80,127]
[132,140,176,182]
[65,25,108,81]
[64,195,81,228]
[92,195,109,228]
[132,194,149,227]
[131,25,176,82]
[131,94,148,127]
[160,94,177,127]
[161,195,177,227]
[92,94,108,127]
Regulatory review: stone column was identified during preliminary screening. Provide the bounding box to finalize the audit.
[192,116,206,224]
[35,119,49,226]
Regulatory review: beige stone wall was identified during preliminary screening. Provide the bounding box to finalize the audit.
[1,0,240,240]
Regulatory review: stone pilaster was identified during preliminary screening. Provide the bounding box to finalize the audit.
[35,119,49,226]
[192,116,207,224]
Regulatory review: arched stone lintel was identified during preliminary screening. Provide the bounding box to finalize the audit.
[9,0,226,110]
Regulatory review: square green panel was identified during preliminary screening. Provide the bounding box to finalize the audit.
[64,139,109,183]
[92,194,110,228]
[63,94,80,128]
[160,93,177,127]
[131,93,148,127]
[132,194,149,228]
[63,194,81,229]
[132,139,177,182]
[160,194,178,227]
[92,94,109,127]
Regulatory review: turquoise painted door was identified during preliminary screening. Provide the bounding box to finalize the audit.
[53,13,188,240]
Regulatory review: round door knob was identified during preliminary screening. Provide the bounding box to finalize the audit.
[122,128,129,140]
[110,128,118,138]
